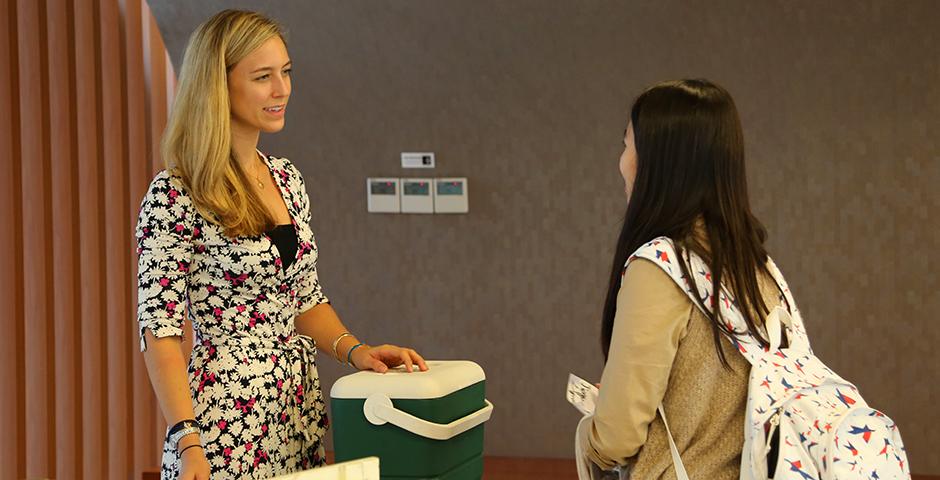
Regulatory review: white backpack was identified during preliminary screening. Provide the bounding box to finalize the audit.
[628,237,910,480]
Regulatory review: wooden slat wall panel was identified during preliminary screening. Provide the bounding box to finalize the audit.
[74,0,108,478]
[100,0,132,477]
[144,6,168,178]
[47,0,82,478]
[18,0,55,474]
[74,0,107,475]
[121,0,155,475]
[1,0,176,476]
[0,0,24,476]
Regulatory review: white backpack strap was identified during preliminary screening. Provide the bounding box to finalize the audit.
[627,238,764,365]
[657,405,690,480]
[576,409,688,480]
[574,415,594,479]
[575,415,630,480]
[764,257,812,352]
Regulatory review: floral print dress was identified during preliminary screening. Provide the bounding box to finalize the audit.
[136,155,330,479]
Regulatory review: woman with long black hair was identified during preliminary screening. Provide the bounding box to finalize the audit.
[581,79,789,479]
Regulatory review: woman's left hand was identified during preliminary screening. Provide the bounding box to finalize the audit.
[351,344,428,373]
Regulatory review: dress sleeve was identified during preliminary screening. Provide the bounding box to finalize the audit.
[584,259,693,469]
[286,159,330,314]
[296,262,329,315]
[135,172,194,352]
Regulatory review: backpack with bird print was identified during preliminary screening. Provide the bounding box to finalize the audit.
[628,237,910,480]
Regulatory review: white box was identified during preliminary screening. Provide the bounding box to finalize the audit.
[270,456,380,480]
[367,178,400,213]
[400,178,434,214]
[433,178,469,214]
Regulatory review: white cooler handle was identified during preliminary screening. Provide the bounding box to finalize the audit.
[363,393,494,441]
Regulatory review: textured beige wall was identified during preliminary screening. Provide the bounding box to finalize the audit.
[150,0,940,474]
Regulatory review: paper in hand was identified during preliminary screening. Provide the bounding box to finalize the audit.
[567,373,599,416]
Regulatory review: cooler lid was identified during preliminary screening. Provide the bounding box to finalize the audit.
[330,360,485,400]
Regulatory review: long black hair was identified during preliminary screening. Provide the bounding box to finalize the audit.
[601,79,772,366]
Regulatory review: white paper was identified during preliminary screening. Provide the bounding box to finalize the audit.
[567,373,599,416]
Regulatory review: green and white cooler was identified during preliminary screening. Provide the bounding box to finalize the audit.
[330,360,493,480]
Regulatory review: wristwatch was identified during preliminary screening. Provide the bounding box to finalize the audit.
[168,419,201,451]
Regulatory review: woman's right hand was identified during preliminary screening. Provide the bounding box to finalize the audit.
[179,446,211,480]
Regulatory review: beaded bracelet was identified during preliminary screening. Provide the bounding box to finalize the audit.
[346,342,365,366]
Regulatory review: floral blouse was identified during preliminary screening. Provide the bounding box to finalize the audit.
[136,155,330,478]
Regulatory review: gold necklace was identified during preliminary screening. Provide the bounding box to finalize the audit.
[255,157,265,190]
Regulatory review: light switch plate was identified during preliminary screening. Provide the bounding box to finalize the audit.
[366,178,400,213]
[400,178,434,214]
[433,177,468,214]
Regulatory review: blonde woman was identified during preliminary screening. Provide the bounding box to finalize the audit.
[137,10,427,479]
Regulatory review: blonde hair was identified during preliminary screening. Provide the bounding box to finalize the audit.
[161,9,284,237]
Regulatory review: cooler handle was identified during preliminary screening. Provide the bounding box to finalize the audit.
[363,393,494,441]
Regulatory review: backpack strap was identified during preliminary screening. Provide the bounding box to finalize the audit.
[629,237,813,357]
[763,257,812,353]
[657,405,690,480]
[628,237,766,365]
[621,238,716,479]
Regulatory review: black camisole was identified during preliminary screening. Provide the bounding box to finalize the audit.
[266,224,297,270]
